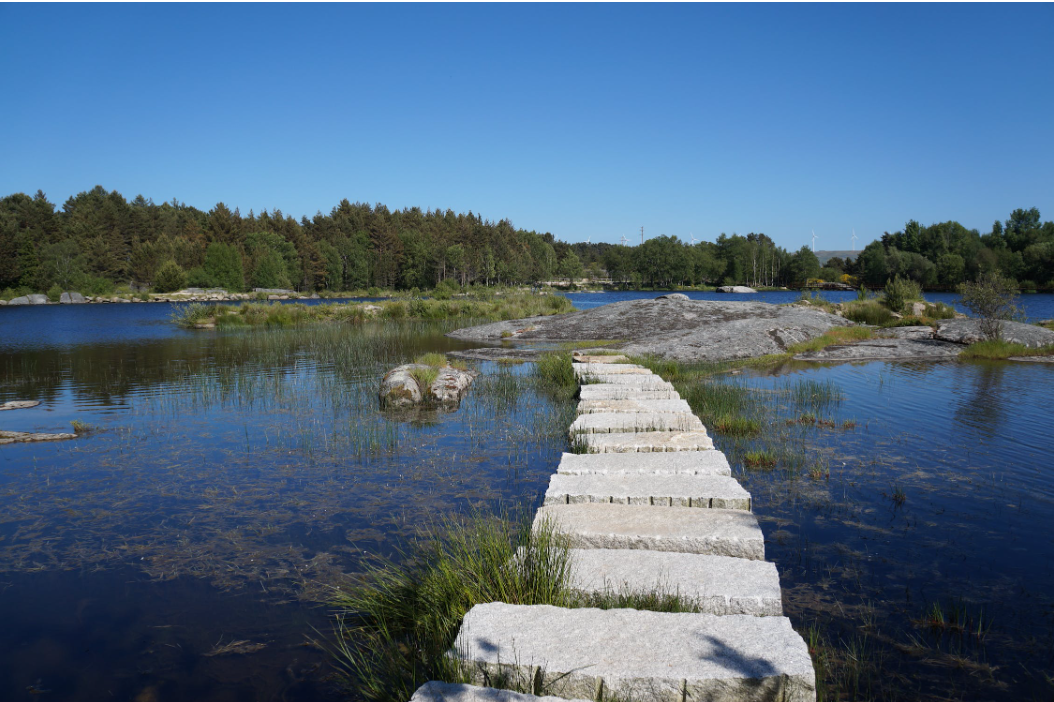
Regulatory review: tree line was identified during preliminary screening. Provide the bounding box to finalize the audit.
[1,186,1050,294]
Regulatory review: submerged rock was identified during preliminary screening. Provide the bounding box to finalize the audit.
[794,338,963,362]
[379,363,479,409]
[0,430,77,445]
[0,400,41,411]
[935,318,1054,347]
[449,347,543,362]
[449,298,851,362]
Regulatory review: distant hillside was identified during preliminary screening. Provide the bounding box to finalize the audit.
[815,250,859,265]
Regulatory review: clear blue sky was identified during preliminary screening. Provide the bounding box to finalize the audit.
[2,3,1052,251]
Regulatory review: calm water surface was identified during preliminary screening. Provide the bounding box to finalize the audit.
[2,295,1053,700]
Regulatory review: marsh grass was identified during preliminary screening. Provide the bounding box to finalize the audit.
[533,352,576,400]
[409,365,440,389]
[960,339,1054,360]
[786,327,874,355]
[743,450,778,469]
[172,292,574,329]
[326,513,575,700]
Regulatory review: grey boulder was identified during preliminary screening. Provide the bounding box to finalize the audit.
[379,363,478,409]
[655,293,690,301]
[8,294,49,305]
[60,291,87,304]
[935,318,1054,348]
[716,285,757,293]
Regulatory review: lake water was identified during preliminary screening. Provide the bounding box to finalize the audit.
[2,294,1053,700]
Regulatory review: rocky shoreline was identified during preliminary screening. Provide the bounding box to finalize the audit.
[0,288,319,306]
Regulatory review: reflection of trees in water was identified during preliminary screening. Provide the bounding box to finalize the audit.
[0,321,479,406]
[952,362,1007,441]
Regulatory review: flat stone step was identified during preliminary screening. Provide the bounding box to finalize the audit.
[578,431,714,453]
[579,375,673,389]
[573,363,650,377]
[577,398,692,415]
[557,451,731,476]
[454,604,815,701]
[578,385,681,401]
[570,412,704,435]
[410,682,590,702]
[572,353,629,364]
[566,549,782,616]
[544,473,750,510]
[535,504,765,559]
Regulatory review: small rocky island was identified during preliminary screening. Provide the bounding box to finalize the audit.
[449,296,1054,363]
[379,363,478,409]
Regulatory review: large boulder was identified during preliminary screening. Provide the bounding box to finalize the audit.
[716,286,757,293]
[8,294,49,305]
[449,298,851,363]
[655,293,690,301]
[59,291,86,304]
[379,363,479,409]
[935,318,1054,348]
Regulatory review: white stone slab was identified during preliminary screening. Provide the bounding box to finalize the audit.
[535,504,765,559]
[579,374,673,389]
[409,682,590,702]
[578,385,681,401]
[556,451,731,476]
[578,430,714,453]
[544,473,750,510]
[454,604,815,701]
[570,412,703,436]
[571,353,629,364]
[573,363,650,377]
[577,398,692,415]
[566,549,783,616]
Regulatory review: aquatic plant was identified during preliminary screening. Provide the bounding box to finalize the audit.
[533,351,576,397]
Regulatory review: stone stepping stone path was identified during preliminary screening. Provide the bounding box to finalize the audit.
[578,430,715,453]
[577,398,693,415]
[534,504,765,559]
[544,473,751,510]
[455,604,815,701]
[413,358,814,702]
[578,385,681,401]
[556,451,731,476]
[569,412,704,435]
[565,549,783,616]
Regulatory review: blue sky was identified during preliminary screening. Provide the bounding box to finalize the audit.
[2,3,1052,251]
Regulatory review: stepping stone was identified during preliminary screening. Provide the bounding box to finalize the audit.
[579,385,681,401]
[572,363,650,377]
[572,353,629,364]
[454,604,815,701]
[579,375,673,389]
[409,682,590,702]
[556,451,731,476]
[570,412,704,436]
[535,504,765,559]
[566,549,783,616]
[578,430,714,453]
[577,398,692,415]
[544,473,750,510]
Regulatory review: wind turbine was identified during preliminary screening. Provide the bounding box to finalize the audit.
[811,230,818,252]
[690,232,699,244]
[851,229,858,251]
[585,237,591,245]
[620,235,629,246]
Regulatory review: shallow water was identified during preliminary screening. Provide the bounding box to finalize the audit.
[0,309,570,701]
[2,295,1054,700]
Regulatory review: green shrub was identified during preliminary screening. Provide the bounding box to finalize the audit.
[414,353,449,368]
[883,276,922,313]
[1,286,33,301]
[185,266,212,288]
[958,272,1022,341]
[842,300,893,325]
[923,302,956,320]
[47,284,63,302]
[153,259,187,293]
